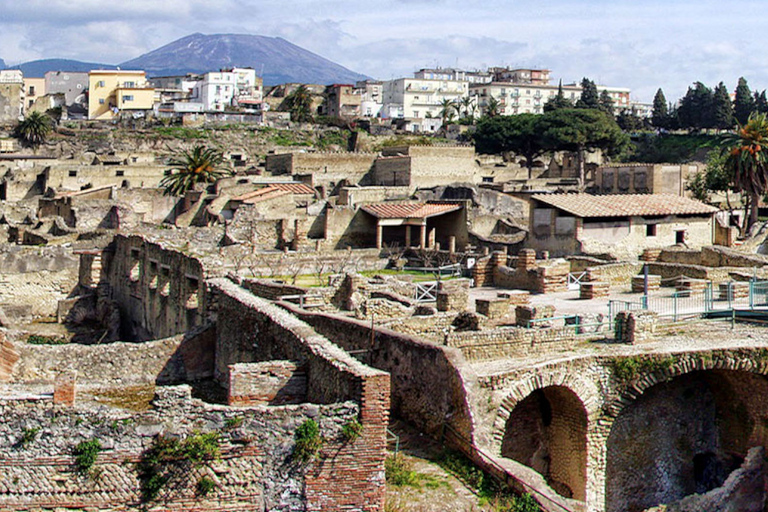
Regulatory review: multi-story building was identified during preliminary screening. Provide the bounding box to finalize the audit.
[382,77,469,120]
[88,70,154,120]
[45,71,88,110]
[355,80,383,118]
[0,70,25,122]
[323,84,361,118]
[471,81,631,116]
[189,71,236,112]
[414,68,492,85]
[23,78,45,111]
[489,68,551,85]
[226,67,263,104]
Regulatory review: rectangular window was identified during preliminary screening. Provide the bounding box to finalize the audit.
[123,81,135,88]
[29,86,35,96]
[123,95,134,102]
[482,177,494,183]
[97,80,105,87]
[68,170,77,177]
[646,224,657,237]
[116,170,125,177]
[676,230,686,244]
[98,98,105,104]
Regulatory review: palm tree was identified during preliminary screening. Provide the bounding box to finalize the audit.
[284,85,314,123]
[15,111,52,149]
[438,98,456,126]
[721,112,768,231]
[484,97,502,118]
[160,145,231,196]
[458,96,476,122]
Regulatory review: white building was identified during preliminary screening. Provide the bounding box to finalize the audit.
[382,77,469,120]
[187,69,263,112]
[355,80,383,118]
[414,68,492,85]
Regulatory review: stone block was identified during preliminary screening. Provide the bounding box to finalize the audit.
[675,278,708,296]
[580,281,610,299]
[476,298,510,319]
[516,305,555,327]
[631,274,661,293]
[498,290,530,306]
[719,281,749,300]
[437,289,468,312]
[53,370,77,406]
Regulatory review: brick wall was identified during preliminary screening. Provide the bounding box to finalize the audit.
[0,331,19,382]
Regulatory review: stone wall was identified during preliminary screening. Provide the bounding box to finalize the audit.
[0,386,371,511]
[103,234,209,341]
[0,246,79,321]
[280,302,479,439]
[265,151,377,191]
[585,262,644,288]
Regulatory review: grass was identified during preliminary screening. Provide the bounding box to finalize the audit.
[385,454,447,489]
[152,126,208,140]
[26,334,68,345]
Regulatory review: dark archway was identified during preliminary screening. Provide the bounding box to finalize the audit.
[605,370,768,512]
[500,385,588,501]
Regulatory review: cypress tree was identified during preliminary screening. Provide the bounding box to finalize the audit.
[754,90,768,115]
[544,80,573,112]
[598,90,615,116]
[712,82,734,130]
[651,88,668,129]
[734,77,755,125]
[576,78,599,109]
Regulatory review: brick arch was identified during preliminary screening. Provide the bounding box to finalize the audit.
[491,371,601,448]
[602,352,768,424]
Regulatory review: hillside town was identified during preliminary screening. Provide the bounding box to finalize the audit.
[3,51,768,512]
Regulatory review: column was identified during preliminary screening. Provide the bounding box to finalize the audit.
[405,225,412,247]
[376,223,383,249]
[419,223,426,249]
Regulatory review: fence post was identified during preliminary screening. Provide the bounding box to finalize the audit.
[674,293,678,322]
[750,281,755,310]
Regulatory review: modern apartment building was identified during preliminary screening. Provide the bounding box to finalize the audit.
[88,70,154,120]
[382,77,469,120]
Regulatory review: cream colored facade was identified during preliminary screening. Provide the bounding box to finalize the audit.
[382,78,469,119]
[88,70,154,120]
[23,78,45,111]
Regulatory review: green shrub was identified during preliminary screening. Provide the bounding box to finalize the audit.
[138,432,221,502]
[385,454,420,487]
[341,419,363,442]
[27,334,67,345]
[294,419,323,462]
[73,439,102,474]
[612,355,677,382]
[196,475,217,496]
[224,416,244,429]
[18,427,40,449]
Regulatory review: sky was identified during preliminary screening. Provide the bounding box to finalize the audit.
[1,0,767,103]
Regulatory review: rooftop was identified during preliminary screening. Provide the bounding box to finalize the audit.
[361,202,461,219]
[532,193,719,218]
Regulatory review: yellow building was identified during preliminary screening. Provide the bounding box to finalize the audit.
[88,70,155,120]
[23,77,46,111]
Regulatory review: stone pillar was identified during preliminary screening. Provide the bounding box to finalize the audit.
[517,248,537,271]
[376,223,383,249]
[54,370,77,406]
[405,225,412,247]
[419,224,427,249]
[449,236,456,254]
[427,227,435,248]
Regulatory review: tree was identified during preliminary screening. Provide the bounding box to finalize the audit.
[720,112,768,231]
[539,108,630,189]
[755,90,768,115]
[616,110,645,132]
[598,90,615,116]
[712,82,734,130]
[160,145,232,196]
[438,98,457,125]
[651,89,669,130]
[15,111,52,148]
[283,85,314,123]
[473,114,546,178]
[677,82,714,131]
[575,78,599,109]
[734,77,755,125]
[543,80,573,112]
[483,96,502,118]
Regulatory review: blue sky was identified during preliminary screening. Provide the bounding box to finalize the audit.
[0,0,766,102]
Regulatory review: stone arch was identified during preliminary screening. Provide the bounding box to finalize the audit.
[603,355,768,512]
[492,372,599,502]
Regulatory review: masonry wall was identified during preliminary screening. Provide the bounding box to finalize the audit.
[103,234,208,341]
[266,152,377,191]
[280,303,478,439]
[0,387,362,511]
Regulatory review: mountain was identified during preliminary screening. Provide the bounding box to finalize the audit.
[7,59,115,77]
[0,58,6,70]
[119,33,369,86]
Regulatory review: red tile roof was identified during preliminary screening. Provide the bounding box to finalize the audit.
[532,193,719,218]
[360,202,461,219]
[233,182,315,203]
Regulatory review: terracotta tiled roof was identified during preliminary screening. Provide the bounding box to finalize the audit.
[532,193,719,218]
[233,183,315,203]
[360,202,461,219]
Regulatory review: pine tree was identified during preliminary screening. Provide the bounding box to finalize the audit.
[575,78,599,109]
[598,90,615,116]
[734,77,755,125]
[712,82,734,130]
[754,90,768,115]
[677,82,714,131]
[651,89,668,130]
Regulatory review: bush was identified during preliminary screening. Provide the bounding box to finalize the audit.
[74,439,102,474]
[196,476,217,496]
[224,416,244,429]
[27,334,67,345]
[341,419,363,442]
[294,419,323,462]
[18,427,40,449]
[385,454,420,487]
